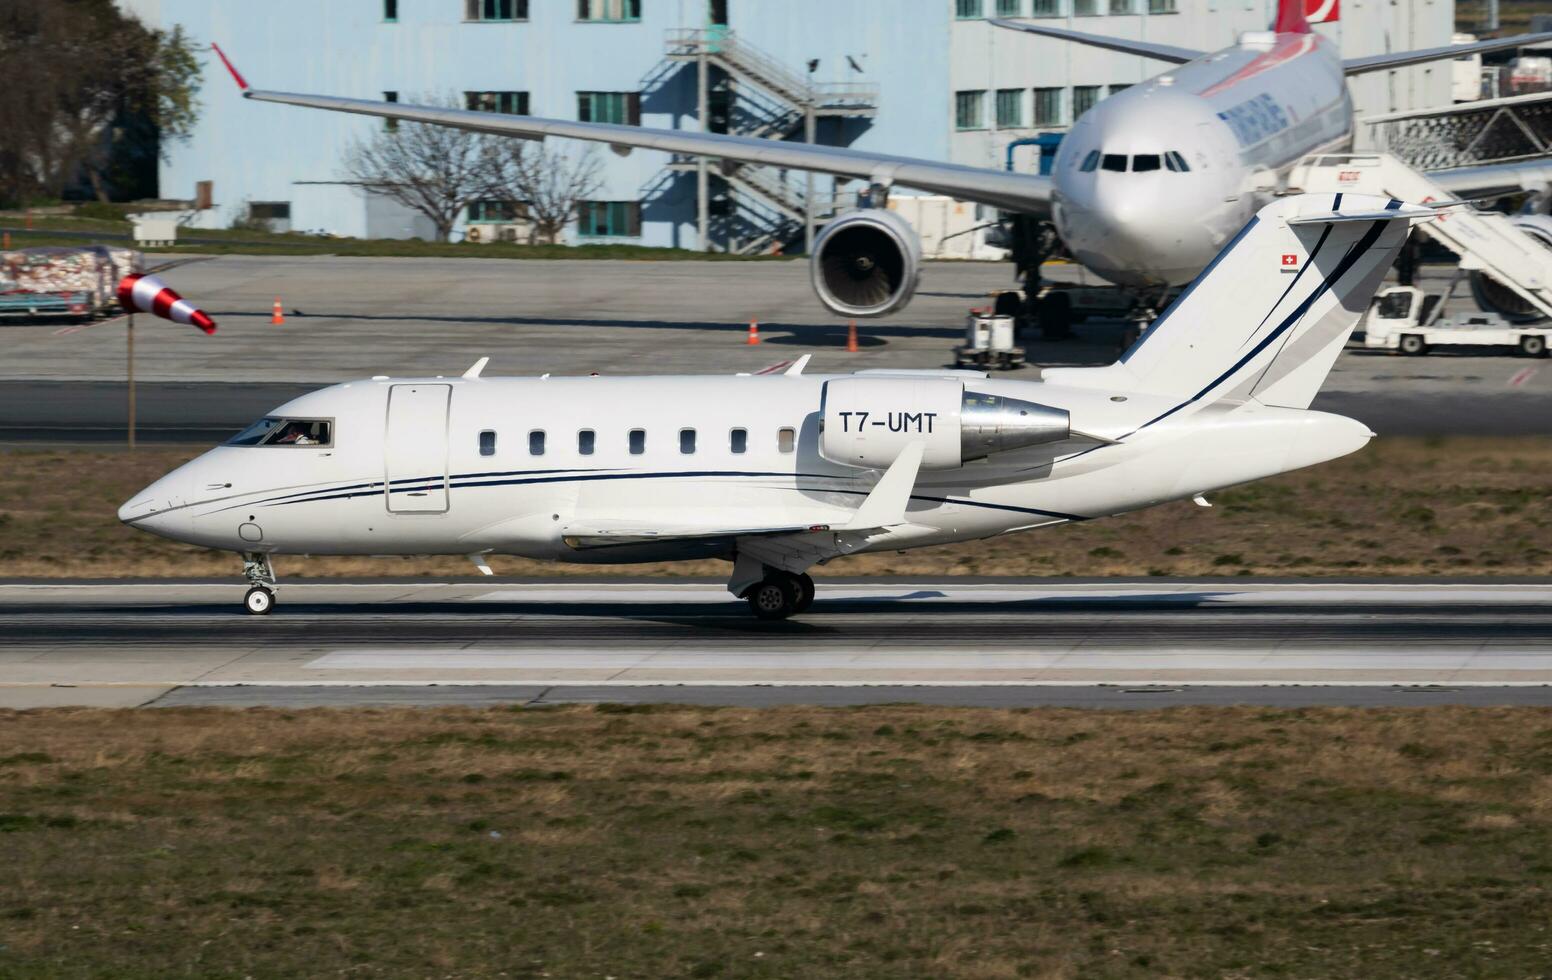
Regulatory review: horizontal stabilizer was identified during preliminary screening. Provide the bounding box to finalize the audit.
[1287,199,1464,225]
[989,18,1203,63]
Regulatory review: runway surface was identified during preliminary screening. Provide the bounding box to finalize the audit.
[3,580,1551,708]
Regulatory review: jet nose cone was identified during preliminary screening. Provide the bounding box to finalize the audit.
[118,471,193,541]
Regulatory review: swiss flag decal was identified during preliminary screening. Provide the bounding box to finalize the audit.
[1281,253,1299,266]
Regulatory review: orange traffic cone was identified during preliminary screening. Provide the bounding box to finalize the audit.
[2,231,9,250]
[271,297,285,325]
[846,320,859,353]
[746,318,760,345]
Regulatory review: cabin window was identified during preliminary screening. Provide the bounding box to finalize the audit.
[479,430,496,456]
[778,427,795,454]
[629,428,646,455]
[578,429,595,455]
[1079,150,1100,172]
[226,417,333,447]
[1132,154,1161,172]
[528,430,546,455]
[679,428,696,454]
[729,428,747,454]
[1101,153,1127,172]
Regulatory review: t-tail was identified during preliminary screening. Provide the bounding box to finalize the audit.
[1045,193,1447,418]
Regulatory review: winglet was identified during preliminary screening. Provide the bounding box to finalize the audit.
[462,356,490,379]
[211,43,251,92]
[784,354,812,376]
[839,442,923,531]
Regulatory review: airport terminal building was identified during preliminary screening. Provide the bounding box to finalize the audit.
[123,0,1453,250]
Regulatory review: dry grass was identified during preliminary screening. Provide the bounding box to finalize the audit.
[1,437,1550,578]
[3,705,1552,977]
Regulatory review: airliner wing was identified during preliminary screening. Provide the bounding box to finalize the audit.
[217,48,1054,215]
[1343,31,1552,75]
[988,18,1204,64]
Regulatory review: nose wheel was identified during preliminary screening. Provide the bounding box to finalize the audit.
[244,586,275,615]
[745,571,815,620]
[240,552,278,615]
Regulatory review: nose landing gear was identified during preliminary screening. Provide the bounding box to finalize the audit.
[241,552,277,615]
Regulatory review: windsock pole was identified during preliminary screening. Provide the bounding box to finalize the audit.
[127,313,136,450]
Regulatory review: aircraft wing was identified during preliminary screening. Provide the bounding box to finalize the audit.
[1343,32,1552,75]
[988,18,1204,63]
[216,49,1054,215]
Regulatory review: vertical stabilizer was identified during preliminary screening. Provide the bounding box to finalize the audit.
[1043,194,1438,419]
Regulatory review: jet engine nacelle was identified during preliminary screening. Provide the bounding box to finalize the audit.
[1469,213,1552,324]
[819,377,1071,470]
[811,208,923,318]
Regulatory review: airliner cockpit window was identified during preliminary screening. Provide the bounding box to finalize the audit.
[1101,153,1127,172]
[1165,151,1191,172]
[226,417,333,447]
[1079,150,1100,172]
[1132,154,1161,172]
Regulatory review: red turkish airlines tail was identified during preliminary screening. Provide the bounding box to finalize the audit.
[1274,0,1337,33]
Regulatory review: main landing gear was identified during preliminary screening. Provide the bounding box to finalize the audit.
[242,552,277,615]
[744,571,815,621]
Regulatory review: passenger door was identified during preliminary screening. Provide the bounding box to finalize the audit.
[384,384,451,514]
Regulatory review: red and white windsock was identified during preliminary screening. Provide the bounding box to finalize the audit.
[116,273,217,334]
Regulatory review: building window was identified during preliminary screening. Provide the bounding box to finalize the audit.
[995,89,1023,129]
[955,0,983,17]
[384,0,398,21]
[466,0,528,20]
[578,0,641,21]
[629,428,645,455]
[995,0,1021,13]
[1073,85,1101,118]
[466,91,529,115]
[479,430,496,456]
[955,90,986,131]
[1072,0,1097,13]
[679,428,696,454]
[1109,0,1133,12]
[249,202,291,221]
[777,427,795,454]
[1148,0,1177,11]
[384,91,398,132]
[1109,83,1132,97]
[468,200,526,223]
[578,429,595,455]
[578,201,642,237]
[577,91,641,125]
[1031,0,1060,13]
[528,430,546,455]
[729,428,747,454]
[1033,87,1063,125]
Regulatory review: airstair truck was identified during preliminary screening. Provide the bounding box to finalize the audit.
[1362,284,1551,356]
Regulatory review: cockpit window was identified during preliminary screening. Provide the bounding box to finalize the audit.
[1132,154,1161,172]
[1101,153,1127,172]
[226,417,333,447]
[1079,150,1100,172]
[1165,151,1191,172]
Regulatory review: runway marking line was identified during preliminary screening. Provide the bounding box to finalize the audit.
[5,679,1552,689]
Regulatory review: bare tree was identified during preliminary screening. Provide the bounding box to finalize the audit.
[341,96,501,242]
[487,143,603,245]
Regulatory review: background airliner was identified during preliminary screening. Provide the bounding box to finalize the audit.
[121,193,1444,618]
[214,1,1551,318]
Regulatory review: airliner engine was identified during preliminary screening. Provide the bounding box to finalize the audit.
[1470,214,1552,324]
[819,377,1070,470]
[810,209,922,318]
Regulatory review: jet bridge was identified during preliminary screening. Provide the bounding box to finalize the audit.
[1288,152,1552,322]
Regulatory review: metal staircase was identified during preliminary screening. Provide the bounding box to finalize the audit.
[659,27,878,253]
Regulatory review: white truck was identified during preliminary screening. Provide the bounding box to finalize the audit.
[1362,285,1551,357]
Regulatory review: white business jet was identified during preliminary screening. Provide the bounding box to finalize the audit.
[122,192,1442,618]
[212,4,1550,317]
